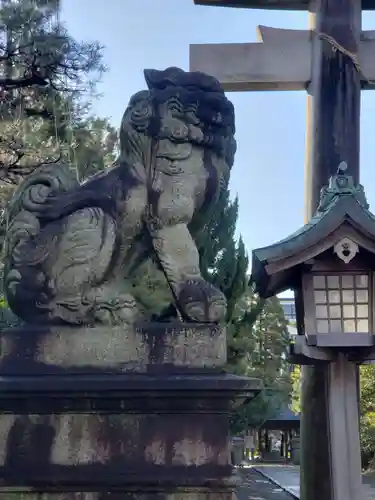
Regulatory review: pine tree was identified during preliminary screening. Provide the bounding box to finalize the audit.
[290,364,302,414]
[196,188,249,322]
[0,0,110,324]
[359,365,375,468]
[226,287,264,373]
[230,294,292,432]
[71,117,119,181]
[0,0,104,181]
[193,186,292,432]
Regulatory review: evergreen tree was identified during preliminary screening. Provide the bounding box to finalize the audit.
[0,0,111,325]
[196,188,249,322]
[359,365,375,468]
[193,186,292,432]
[230,295,292,432]
[226,286,264,373]
[287,320,301,415]
[290,364,302,414]
[71,116,119,181]
[0,0,104,181]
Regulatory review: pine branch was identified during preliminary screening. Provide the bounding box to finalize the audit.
[0,73,48,89]
[0,153,61,184]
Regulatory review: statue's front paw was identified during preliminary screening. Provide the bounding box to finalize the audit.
[177,278,227,323]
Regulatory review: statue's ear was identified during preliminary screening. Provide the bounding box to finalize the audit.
[144,69,159,89]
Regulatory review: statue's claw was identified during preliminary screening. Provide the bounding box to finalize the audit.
[176,278,227,323]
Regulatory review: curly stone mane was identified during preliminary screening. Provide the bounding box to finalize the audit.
[120,67,237,168]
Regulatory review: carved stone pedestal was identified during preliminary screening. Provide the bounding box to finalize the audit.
[0,322,261,500]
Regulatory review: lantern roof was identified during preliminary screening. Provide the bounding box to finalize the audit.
[251,163,375,297]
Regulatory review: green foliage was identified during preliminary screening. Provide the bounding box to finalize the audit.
[0,0,105,181]
[130,260,174,317]
[290,364,301,415]
[334,363,375,469]
[226,290,264,374]
[0,296,20,327]
[196,189,248,322]
[0,0,104,95]
[360,365,375,468]
[231,388,288,436]
[0,1,113,325]
[230,294,292,432]
[195,186,293,433]
[288,321,301,415]
[71,117,119,181]
[248,296,290,380]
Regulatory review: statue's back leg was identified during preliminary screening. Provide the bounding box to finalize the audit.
[4,206,117,324]
[6,184,149,325]
[91,183,149,324]
[52,186,150,325]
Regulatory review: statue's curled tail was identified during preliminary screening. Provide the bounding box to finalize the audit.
[3,164,80,319]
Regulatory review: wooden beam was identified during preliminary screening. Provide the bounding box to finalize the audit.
[327,355,362,500]
[292,335,334,361]
[360,30,375,88]
[190,27,375,92]
[289,351,331,365]
[192,1,375,499]
[190,26,310,91]
[307,333,375,348]
[300,2,363,499]
[194,0,375,10]
[347,347,375,362]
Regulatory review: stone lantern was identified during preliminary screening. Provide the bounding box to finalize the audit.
[251,165,375,356]
[250,165,375,500]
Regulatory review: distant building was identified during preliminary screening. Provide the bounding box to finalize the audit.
[279,297,296,322]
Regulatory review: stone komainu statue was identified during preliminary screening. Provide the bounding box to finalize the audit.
[3,67,236,326]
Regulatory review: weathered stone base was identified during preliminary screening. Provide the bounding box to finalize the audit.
[0,322,261,498]
[0,322,227,373]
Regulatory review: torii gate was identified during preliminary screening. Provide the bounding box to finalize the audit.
[190,0,375,211]
[190,1,375,500]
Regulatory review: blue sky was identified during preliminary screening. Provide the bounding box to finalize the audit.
[61,0,375,257]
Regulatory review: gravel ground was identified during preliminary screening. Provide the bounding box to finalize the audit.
[236,468,296,500]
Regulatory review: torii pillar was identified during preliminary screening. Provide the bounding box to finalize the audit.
[190,1,375,499]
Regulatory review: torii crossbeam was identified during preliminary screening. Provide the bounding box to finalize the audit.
[190,1,375,500]
[190,26,375,92]
[194,0,375,10]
